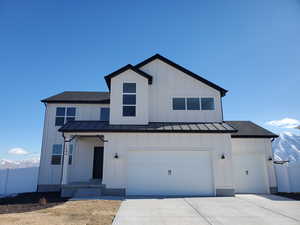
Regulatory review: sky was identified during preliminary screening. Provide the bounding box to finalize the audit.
[0,0,299,160]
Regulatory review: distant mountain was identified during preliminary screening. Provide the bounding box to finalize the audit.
[272,132,300,163]
[0,158,40,169]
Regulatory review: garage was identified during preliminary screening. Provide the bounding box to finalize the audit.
[126,150,214,196]
[233,154,269,193]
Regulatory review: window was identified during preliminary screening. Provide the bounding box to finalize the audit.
[201,98,215,110]
[51,144,62,165]
[123,95,136,105]
[123,106,136,116]
[123,83,136,93]
[173,98,186,110]
[68,144,73,165]
[187,98,200,110]
[51,144,74,165]
[122,83,136,117]
[100,108,110,121]
[55,107,76,126]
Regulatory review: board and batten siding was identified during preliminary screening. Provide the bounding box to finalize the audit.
[231,138,277,191]
[102,133,234,194]
[139,59,223,122]
[110,70,149,124]
[38,103,108,186]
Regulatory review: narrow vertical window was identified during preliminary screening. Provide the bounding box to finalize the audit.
[187,98,200,110]
[68,144,73,165]
[100,108,110,121]
[123,83,136,117]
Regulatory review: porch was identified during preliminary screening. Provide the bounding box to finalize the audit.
[60,134,107,197]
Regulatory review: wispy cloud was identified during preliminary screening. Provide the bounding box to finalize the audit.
[266,118,300,129]
[8,148,29,155]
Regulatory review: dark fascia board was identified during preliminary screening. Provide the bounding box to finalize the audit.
[59,129,237,133]
[104,64,152,90]
[41,100,110,104]
[231,135,279,138]
[135,54,228,97]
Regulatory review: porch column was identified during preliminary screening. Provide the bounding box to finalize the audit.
[61,136,72,185]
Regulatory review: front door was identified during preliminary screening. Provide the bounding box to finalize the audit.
[93,147,104,179]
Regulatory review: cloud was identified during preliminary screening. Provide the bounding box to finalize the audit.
[266,118,300,129]
[8,148,29,155]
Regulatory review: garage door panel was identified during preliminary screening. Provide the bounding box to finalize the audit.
[127,150,214,196]
[233,154,269,194]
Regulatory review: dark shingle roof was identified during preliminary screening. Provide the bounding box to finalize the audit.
[226,121,278,138]
[59,121,237,133]
[41,91,110,104]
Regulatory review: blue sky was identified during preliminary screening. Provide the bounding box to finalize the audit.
[0,0,299,160]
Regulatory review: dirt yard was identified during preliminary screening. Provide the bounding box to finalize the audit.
[0,192,121,225]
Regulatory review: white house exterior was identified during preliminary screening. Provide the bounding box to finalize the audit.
[38,54,278,197]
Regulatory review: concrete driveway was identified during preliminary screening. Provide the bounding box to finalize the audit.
[113,195,300,225]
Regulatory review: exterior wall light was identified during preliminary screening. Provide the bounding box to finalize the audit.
[221,153,225,159]
[114,153,119,159]
[268,157,273,161]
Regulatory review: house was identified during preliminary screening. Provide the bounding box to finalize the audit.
[38,54,278,197]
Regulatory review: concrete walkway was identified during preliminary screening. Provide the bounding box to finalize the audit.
[113,195,300,225]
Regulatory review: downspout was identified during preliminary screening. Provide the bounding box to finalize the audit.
[60,132,66,190]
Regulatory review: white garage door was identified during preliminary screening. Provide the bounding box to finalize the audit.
[127,150,214,196]
[233,154,269,194]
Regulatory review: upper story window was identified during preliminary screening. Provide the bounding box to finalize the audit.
[172,97,214,111]
[201,98,215,110]
[173,98,186,110]
[100,107,110,121]
[123,83,136,117]
[187,98,200,110]
[55,107,76,126]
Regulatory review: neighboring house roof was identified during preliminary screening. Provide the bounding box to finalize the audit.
[135,54,228,97]
[226,121,278,138]
[59,121,237,133]
[104,64,153,90]
[41,91,110,104]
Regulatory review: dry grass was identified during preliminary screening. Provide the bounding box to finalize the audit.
[0,199,121,225]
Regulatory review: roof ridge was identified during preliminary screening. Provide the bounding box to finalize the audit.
[135,54,228,97]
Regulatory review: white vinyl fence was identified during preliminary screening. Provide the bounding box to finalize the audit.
[0,167,39,196]
[275,163,300,193]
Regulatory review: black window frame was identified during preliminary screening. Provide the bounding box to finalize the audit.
[100,107,110,121]
[122,82,136,117]
[123,83,136,93]
[55,107,76,126]
[201,97,215,110]
[172,98,186,110]
[187,98,200,110]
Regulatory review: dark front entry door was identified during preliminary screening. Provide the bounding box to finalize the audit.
[93,147,104,179]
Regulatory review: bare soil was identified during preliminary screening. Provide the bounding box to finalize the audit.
[0,192,121,225]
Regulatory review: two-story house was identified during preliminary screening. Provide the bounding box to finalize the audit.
[38,54,278,197]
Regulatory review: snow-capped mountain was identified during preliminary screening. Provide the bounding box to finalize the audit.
[0,158,40,169]
[272,132,300,163]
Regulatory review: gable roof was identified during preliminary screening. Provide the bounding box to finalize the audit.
[226,121,278,138]
[41,91,110,104]
[104,64,152,90]
[135,54,228,97]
